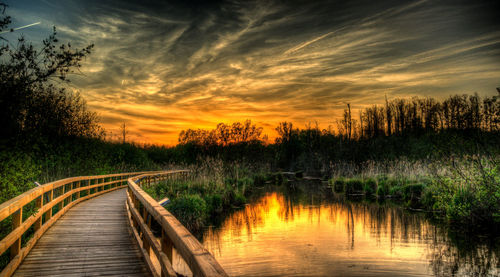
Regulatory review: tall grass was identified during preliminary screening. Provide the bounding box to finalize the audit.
[143,157,271,232]
[327,156,500,229]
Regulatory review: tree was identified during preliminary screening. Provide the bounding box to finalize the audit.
[0,2,98,144]
[120,123,128,143]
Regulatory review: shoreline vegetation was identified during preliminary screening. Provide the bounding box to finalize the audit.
[0,2,499,270]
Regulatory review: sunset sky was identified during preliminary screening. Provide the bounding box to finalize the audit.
[4,0,500,145]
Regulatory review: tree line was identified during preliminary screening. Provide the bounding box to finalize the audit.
[174,92,500,172]
[339,93,499,140]
[178,120,266,146]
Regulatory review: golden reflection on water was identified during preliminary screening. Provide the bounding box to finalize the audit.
[201,191,498,276]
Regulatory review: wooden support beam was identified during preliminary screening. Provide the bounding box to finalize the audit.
[10,209,22,259]
[33,196,42,232]
[161,230,173,263]
[44,190,53,221]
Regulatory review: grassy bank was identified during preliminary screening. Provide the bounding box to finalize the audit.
[143,158,270,232]
[326,156,500,229]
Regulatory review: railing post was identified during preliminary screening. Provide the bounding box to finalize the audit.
[34,196,43,231]
[161,229,173,263]
[45,190,53,221]
[57,187,63,212]
[142,209,151,255]
[77,181,81,198]
[142,207,149,225]
[10,208,22,259]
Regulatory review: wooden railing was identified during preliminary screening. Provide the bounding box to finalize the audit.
[127,171,228,277]
[0,171,153,277]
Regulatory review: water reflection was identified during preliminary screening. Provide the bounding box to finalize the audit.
[202,188,499,276]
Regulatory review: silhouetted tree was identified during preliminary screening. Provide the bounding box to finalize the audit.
[0,3,97,144]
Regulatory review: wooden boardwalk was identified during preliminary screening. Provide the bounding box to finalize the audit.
[13,189,151,277]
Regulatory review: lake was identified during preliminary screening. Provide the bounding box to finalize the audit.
[177,184,499,276]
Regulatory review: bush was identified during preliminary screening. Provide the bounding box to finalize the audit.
[446,188,474,223]
[377,179,389,197]
[167,194,207,231]
[0,151,40,204]
[345,178,364,194]
[421,185,437,210]
[389,186,403,198]
[233,193,246,207]
[330,177,345,193]
[253,173,267,186]
[204,194,223,213]
[364,178,377,195]
[402,183,425,201]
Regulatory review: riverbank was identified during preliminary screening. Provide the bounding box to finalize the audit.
[141,155,499,236]
[325,155,499,230]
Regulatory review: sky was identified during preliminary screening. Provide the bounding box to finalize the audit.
[3,0,500,145]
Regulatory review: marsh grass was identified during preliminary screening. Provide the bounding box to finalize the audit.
[143,157,271,232]
[327,156,500,229]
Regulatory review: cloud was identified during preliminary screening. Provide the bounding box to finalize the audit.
[8,0,500,144]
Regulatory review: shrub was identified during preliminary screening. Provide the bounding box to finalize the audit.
[233,193,246,207]
[204,194,223,213]
[402,183,425,201]
[237,177,253,189]
[330,177,345,193]
[387,178,402,188]
[364,184,375,195]
[0,151,40,204]
[389,186,403,198]
[167,194,207,231]
[421,185,437,210]
[376,179,389,197]
[446,188,474,223]
[364,178,377,195]
[253,173,267,186]
[345,178,364,194]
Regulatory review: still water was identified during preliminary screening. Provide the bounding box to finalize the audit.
[198,185,499,276]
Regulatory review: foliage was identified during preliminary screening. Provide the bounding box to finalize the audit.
[364,178,377,196]
[178,120,264,146]
[345,179,364,194]
[142,159,269,232]
[0,151,40,203]
[1,15,98,142]
[166,194,207,231]
[329,177,345,192]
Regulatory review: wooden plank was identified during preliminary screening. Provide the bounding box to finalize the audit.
[0,174,148,258]
[11,189,152,277]
[0,181,128,255]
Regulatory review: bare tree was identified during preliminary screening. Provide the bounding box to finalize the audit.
[120,123,128,144]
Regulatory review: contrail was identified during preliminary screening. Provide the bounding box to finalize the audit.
[0,22,41,34]
[284,31,335,55]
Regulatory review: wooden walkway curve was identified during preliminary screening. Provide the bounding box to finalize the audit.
[13,189,151,276]
[0,171,226,277]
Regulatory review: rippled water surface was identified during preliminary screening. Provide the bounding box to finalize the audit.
[198,186,499,276]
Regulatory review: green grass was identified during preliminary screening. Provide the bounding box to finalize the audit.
[328,156,500,229]
[142,161,270,232]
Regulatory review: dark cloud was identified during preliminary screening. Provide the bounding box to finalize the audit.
[5,0,500,144]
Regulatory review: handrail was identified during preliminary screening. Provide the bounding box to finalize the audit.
[127,170,228,277]
[0,171,158,277]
